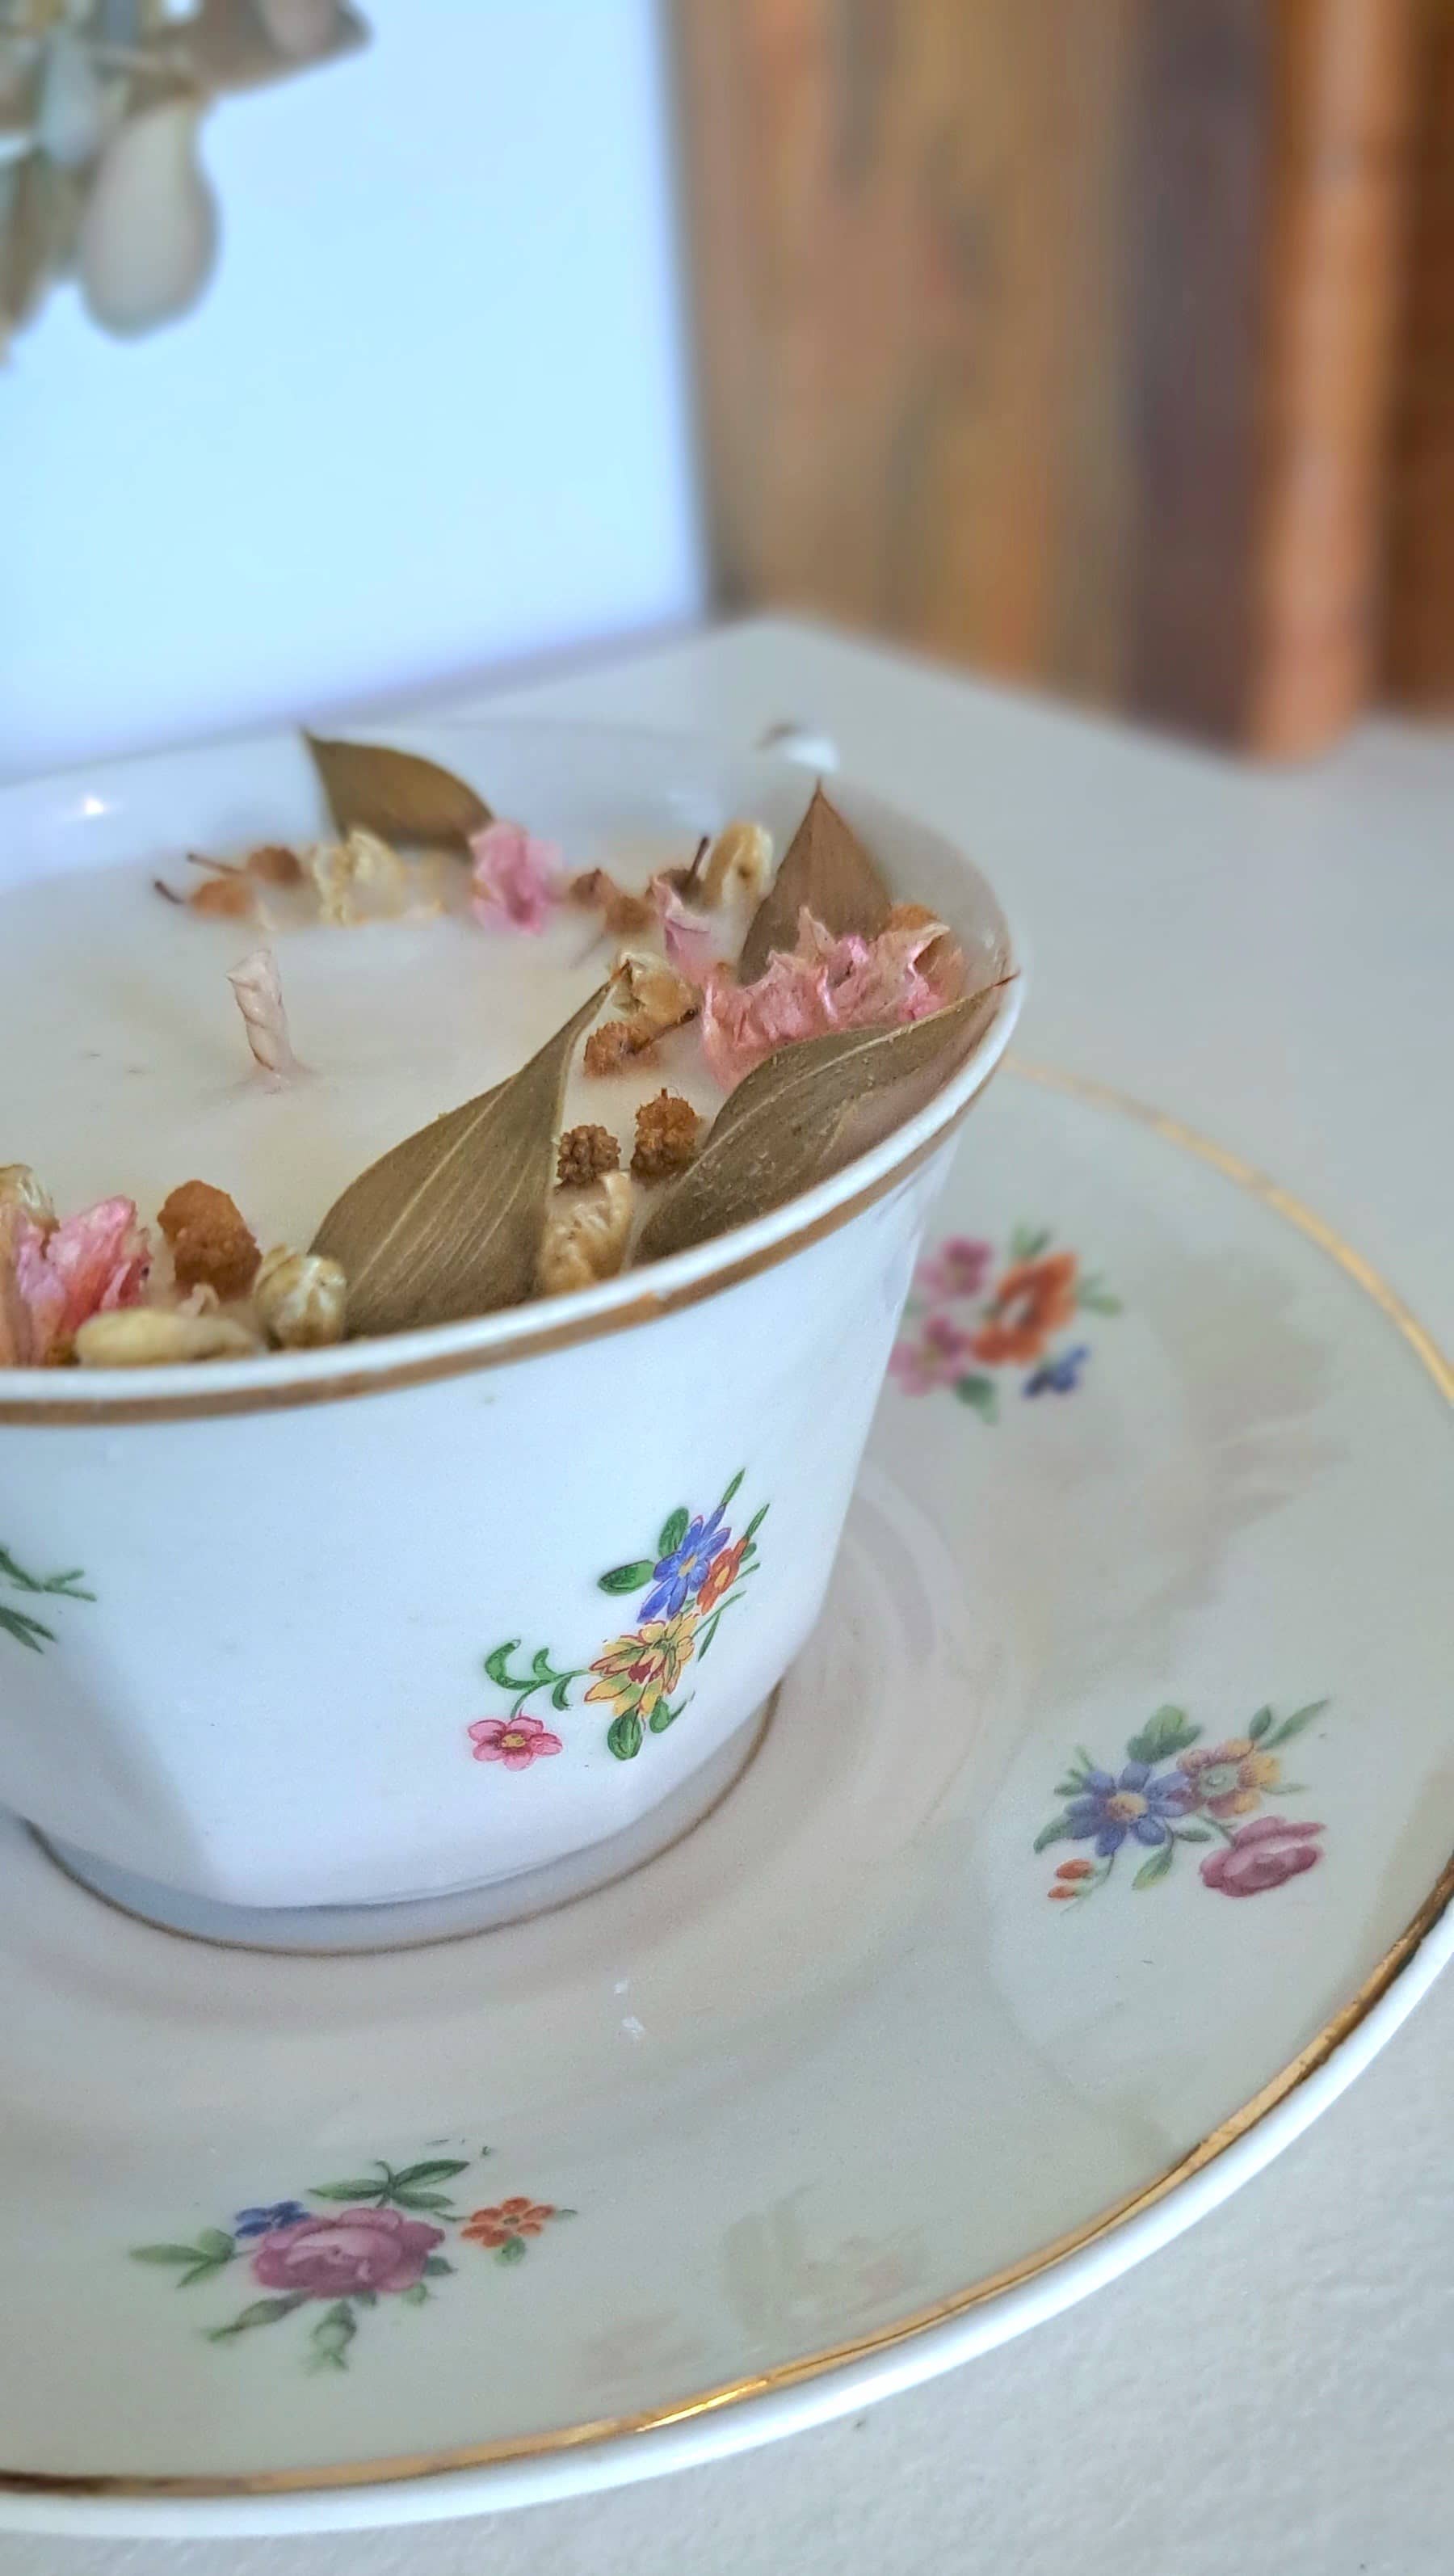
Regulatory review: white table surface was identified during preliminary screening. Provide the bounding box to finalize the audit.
[9,618,1452,2575]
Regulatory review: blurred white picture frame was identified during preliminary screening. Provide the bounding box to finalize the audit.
[0,0,704,780]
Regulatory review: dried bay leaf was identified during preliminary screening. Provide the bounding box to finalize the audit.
[637,979,1012,1267]
[304,734,493,851]
[311,986,607,1336]
[737,783,892,980]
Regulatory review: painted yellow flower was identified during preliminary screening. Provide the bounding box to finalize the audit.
[586,1611,699,1722]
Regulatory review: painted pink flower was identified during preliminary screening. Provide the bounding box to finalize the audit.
[469,821,563,932]
[918,1236,994,1302]
[250,2206,443,2298]
[700,907,952,1089]
[889,1311,979,1395]
[467,1712,564,1770]
[10,1198,150,1363]
[1200,1816,1325,1898]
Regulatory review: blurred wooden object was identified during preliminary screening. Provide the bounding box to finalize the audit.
[674,0,1411,756]
[1384,0,1454,709]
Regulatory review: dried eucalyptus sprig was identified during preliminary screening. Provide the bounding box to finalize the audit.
[737,783,890,979]
[637,977,1013,1265]
[311,985,607,1336]
[304,734,492,851]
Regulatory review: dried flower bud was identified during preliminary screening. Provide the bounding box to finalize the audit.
[254,1245,348,1348]
[308,828,407,926]
[0,1165,56,1233]
[567,868,655,936]
[246,843,304,885]
[701,819,773,908]
[632,1090,700,1181]
[583,1017,659,1077]
[189,873,255,920]
[882,903,967,1002]
[557,1123,620,1186]
[609,949,697,1033]
[536,1170,634,1297]
[75,1309,261,1367]
[158,1181,261,1299]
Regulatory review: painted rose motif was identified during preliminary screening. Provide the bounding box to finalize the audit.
[132,2148,578,2369]
[1200,1817,1326,1897]
[1036,1701,1329,1901]
[478,1470,769,1764]
[251,2207,443,2297]
[893,1224,1119,1421]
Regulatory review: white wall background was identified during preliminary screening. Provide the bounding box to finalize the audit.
[0,0,703,781]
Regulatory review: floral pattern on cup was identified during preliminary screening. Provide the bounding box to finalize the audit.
[477,1469,769,1764]
[0,1544,93,1656]
[131,2149,574,2370]
[1036,1701,1329,1900]
[891,1226,1118,1421]
[461,2195,574,2267]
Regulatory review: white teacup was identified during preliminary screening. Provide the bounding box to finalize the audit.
[0,722,1020,1946]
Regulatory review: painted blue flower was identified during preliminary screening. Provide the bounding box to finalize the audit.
[233,2200,310,2238]
[640,1508,731,1620]
[1066,1762,1192,1858]
[1024,1344,1090,1397]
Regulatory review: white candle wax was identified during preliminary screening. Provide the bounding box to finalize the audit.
[1,855,723,1254]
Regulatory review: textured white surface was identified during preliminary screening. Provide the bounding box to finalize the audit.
[6,620,1452,2569]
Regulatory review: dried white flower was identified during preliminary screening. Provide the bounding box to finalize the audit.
[0,1165,56,1232]
[254,1245,348,1348]
[307,828,408,927]
[536,1170,634,1297]
[701,819,773,908]
[75,1309,261,1367]
[609,949,697,1032]
[228,947,303,1084]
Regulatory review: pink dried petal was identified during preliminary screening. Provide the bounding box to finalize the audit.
[651,879,728,987]
[12,1198,151,1361]
[469,822,564,933]
[700,907,954,1090]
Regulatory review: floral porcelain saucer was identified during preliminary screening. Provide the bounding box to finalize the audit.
[1,1064,1449,2536]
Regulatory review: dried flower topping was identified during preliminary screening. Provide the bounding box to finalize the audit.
[469,821,563,934]
[158,1181,261,1300]
[536,1170,634,1297]
[0,1165,56,1233]
[75,1309,261,1368]
[308,828,408,928]
[158,870,255,919]
[254,1247,347,1349]
[557,1124,620,1186]
[700,906,962,1091]
[700,819,773,908]
[246,843,305,885]
[582,1017,660,1077]
[652,882,727,987]
[632,1091,700,1181]
[228,947,303,1084]
[6,1197,151,1365]
[609,949,698,1034]
[567,869,655,937]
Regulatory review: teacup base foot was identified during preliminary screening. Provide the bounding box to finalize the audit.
[30,1699,771,1955]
